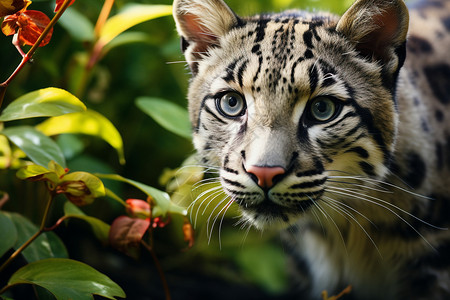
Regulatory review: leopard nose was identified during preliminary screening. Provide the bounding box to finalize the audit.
[246,166,286,189]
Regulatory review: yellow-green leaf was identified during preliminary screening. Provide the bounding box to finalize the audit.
[97,174,187,217]
[98,4,172,46]
[0,88,86,122]
[35,110,125,165]
[59,172,105,206]
[16,164,58,183]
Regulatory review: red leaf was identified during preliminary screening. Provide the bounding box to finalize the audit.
[109,216,150,258]
[0,0,30,17]
[126,199,150,219]
[54,0,75,12]
[18,10,52,46]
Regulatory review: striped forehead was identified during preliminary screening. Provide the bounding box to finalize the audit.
[217,16,350,105]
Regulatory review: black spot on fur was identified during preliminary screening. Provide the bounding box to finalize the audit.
[181,37,189,53]
[308,64,319,95]
[447,135,450,169]
[442,16,450,32]
[421,118,430,132]
[345,146,369,159]
[304,49,314,59]
[403,152,427,189]
[319,59,337,87]
[407,36,433,53]
[424,64,450,104]
[251,44,260,53]
[254,18,270,43]
[303,30,313,48]
[359,161,375,177]
[435,110,444,122]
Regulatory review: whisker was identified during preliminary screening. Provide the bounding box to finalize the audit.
[322,197,381,257]
[327,186,445,230]
[217,198,234,249]
[327,173,432,200]
[311,197,348,255]
[327,179,391,194]
[206,197,228,244]
[190,187,223,227]
[191,178,221,191]
[326,187,439,251]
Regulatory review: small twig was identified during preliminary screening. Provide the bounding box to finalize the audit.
[0,191,55,273]
[0,0,73,108]
[141,240,172,300]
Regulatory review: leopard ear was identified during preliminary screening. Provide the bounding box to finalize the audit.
[336,0,409,75]
[173,0,239,74]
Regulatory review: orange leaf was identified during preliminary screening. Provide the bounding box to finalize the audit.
[18,10,52,46]
[54,0,75,12]
[183,220,195,249]
[0,0,30,17]
[1,13,19,36]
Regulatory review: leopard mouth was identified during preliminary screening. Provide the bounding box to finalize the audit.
[236,195,316,224]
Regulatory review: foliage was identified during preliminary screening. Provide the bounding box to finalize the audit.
[0,0,396,299]
[0,0,187,299]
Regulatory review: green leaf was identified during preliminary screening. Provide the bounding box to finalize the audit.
[56,134,84,160]
[0,88,86,122]
[6,213,68,262]
[4,258,125,300]
[97,174,187,217]
[59,172,105,206]
[58,7,95,42]
[2,126,66,168]
[36,110,125,165]
[136,97,191,139]
[0,212,17,258]
[103,32,151,54]
[16,163,60,183]
[98,4,172,46]
[63,202,110,244]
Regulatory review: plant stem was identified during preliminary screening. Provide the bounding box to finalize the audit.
[76,0,115,97]
[0,85,6,109]
[141,240,172,300]
[94,0,115,37]
[0,0,73,108]
[0,191,55,274]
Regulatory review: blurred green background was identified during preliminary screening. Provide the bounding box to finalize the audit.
[0,0,413,299]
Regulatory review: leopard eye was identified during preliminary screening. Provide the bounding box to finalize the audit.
[216,92,246,118]
[308,96,339,122]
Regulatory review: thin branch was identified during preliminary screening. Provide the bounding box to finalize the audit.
[94,0,115,37]
[0,191,55,273]
[0,0,73,107]
[141,240,172,300]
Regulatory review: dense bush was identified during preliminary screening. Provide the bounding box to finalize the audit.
[0,0,364,299]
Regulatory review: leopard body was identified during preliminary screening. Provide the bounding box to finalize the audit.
[173,0,450,298]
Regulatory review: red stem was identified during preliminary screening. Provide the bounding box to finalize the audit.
[0,0,73,108]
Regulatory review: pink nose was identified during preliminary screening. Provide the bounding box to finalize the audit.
[246,166,286,189]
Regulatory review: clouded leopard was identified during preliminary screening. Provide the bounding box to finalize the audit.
[173,0,450,298]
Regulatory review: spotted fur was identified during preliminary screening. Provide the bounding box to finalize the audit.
[173,0,450,299]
